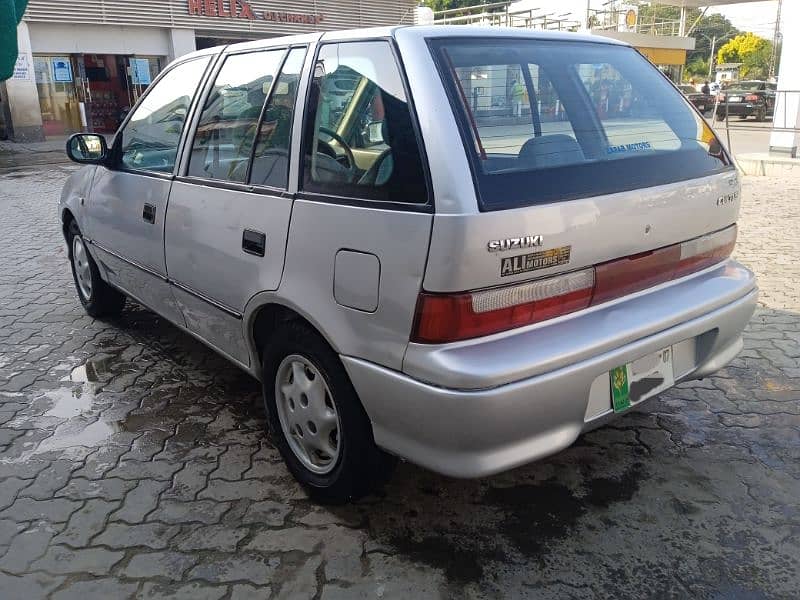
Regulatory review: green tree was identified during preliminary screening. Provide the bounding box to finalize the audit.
[685,58,710,81]
[630,2,740,67]
[717,32,773,79]
[689,13,740,65]
[0,0,28,81]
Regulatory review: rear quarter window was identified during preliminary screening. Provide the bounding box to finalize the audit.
[430,38,732,210]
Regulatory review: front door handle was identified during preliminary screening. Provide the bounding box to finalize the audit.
[242,229,266,257]
[142,203,156,224]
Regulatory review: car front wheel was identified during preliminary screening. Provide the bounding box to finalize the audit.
[261,321,396,504]
[67,221,126,318]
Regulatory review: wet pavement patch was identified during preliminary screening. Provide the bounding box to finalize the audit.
[385,531,505,584]
[484,463,646,558]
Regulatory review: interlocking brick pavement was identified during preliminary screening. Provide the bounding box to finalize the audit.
[0,165,798,599]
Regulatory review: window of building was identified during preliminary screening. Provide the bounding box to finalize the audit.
[249,47,306,189]
[119,56,211,173]
[301,41,427,204]
[187,49,284,182]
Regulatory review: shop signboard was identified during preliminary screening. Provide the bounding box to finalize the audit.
[52,57,73,82]
[130,58,152,85]
[11,54,31,81]
[185,0,323,25]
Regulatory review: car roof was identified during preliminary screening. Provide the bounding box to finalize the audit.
[179,24,628,60]
[395,25,628,46]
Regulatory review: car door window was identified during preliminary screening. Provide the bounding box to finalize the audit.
[301,41,427,204]
[187,49,284,183]
[249,47,306,189]
[119,56,211,173]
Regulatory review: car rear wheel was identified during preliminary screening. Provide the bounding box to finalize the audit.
[715,112,725,122]
[67,221,126,318]
[261,321,396,504]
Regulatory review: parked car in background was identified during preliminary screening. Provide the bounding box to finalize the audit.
[715,80,776,121]
[59,27,756,503]
[678,84,715,114]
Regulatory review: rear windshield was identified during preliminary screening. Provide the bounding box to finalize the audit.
[732,81,765,91]
[430,38,731,210]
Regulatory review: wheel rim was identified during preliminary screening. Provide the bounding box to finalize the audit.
[72,236,93,300]
[274,354,341,475]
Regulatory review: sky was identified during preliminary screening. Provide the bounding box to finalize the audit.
[709,1,781,37]
[509,1,783,38]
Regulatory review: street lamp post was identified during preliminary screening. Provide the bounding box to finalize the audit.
[695,31,736,83]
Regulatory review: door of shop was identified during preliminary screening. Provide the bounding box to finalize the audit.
[32,55,81,137]
[77,54,163,134]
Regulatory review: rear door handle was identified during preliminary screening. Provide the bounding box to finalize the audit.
[142,203,156,224]
[242,229,266,257]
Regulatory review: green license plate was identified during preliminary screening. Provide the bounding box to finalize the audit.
[610,365,631,413]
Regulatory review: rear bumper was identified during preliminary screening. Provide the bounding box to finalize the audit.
[718,103,760,116]
[343,261,757,478]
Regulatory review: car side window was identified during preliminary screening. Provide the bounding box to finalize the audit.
[249,47,306,189]
[119,56,211,173]
[301,41,428,204]
[187,49,284,183]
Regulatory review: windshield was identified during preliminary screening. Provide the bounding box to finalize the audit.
[431,38,731,209]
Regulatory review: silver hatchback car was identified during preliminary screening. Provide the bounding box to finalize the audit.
[60,26,757,503]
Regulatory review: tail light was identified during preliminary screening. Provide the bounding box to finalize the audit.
[411,226,737,344]
[412,269,594,344]
[593,226,737,303]
[745,94,759,102]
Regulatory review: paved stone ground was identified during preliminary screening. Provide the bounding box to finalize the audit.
[0,164,798,600]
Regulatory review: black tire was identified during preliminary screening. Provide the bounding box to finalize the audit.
[66,220,126,318]
[261,321,396,504]
[715,112,725,122]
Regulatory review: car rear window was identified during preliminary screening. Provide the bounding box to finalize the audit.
[430,38,732,210]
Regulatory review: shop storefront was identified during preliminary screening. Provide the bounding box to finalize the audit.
[2,0,417,141]
[591,30,695,84]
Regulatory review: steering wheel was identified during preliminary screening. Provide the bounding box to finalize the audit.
[317,127,356,173]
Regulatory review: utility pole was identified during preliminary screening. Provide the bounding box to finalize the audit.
[769,0,782,79]
[708,35,716,79]
[586,0,591,30]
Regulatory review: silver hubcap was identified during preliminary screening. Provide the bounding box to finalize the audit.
[72,236,93,300]
[274,355,341,475]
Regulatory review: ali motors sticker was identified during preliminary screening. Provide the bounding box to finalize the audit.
[500,246,571,277]
[607,141,651,155]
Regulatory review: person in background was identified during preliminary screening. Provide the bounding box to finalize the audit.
[511,79,525,118]
[701,80,711,95]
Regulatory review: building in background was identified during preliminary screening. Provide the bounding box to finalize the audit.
[0,0,416,141]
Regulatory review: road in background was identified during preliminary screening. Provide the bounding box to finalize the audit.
[712,118,773,156]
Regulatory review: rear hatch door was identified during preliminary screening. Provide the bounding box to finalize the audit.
[424,37,738,294]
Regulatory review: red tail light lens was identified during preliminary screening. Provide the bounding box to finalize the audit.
[412,269,594,344]
[745,94,759,102]
[594,225,736,303]
[411,226,737,344]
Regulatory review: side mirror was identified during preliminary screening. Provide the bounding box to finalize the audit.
[66,133,108,164]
